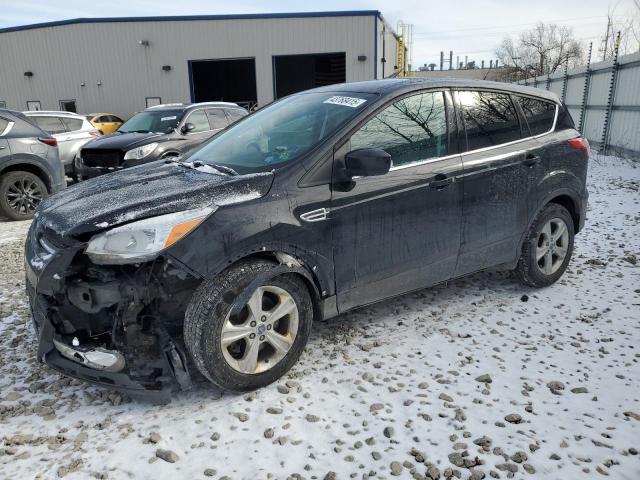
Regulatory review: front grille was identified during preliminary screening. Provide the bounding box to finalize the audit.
[82,149,123,168]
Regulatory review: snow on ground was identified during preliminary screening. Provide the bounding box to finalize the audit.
[0,155,639,480]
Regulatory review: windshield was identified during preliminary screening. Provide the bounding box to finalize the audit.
[184,92,374,174]
[118,109,184,134]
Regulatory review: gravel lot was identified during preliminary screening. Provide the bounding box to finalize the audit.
[0,154,639,480]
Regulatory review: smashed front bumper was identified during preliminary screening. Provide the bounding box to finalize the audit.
[24,219,200,402]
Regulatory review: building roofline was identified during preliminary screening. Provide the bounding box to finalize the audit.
[0,10,382,34]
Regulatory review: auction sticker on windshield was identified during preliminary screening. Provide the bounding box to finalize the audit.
[161,116,177,121]
[323,96,367,108]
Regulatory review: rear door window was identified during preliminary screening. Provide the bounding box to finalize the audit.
[458,91,521,150]
[61,117,83,132]
[185,110,210,133]
[350,91,449,167]
[517,96,557,136]
[109,115,124,123]
[32,116,66,134]
[207,109,229,129]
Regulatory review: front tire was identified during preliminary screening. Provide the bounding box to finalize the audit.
[184,260,313,392]
[0,171,48,221]
[516,203,574,287]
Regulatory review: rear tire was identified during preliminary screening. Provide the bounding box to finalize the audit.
[184,260,313,392]
[516,203,574,287]
[0,171,48,221]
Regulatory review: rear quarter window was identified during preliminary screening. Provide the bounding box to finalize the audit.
[517,96,557,136]
[61,117,83,132]
[225,109,247,124]
[0,117,8,134]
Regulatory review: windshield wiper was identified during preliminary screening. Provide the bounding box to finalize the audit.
[168,160,239,176]
[206,163,239,176]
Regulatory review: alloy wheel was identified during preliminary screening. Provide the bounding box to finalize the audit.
[536,217,569,275]
[6,176,44,216]
[221,285,299,374]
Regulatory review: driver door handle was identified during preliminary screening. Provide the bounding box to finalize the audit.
[430,174,454,190]
[524,154,541,167]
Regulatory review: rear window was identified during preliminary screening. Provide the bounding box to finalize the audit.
[61,117,83,132]
[32,116,66,135]
[458,91,521,150]
[517,96,556,136]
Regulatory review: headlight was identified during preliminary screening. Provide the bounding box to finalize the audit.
[123,142,158,161]
[85,207,215,264]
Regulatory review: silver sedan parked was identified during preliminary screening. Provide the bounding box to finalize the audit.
[23,111,100,179]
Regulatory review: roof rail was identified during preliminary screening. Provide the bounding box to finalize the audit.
[22,110,84,116]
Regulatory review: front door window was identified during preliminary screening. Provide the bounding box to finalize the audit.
[351,91,448,167]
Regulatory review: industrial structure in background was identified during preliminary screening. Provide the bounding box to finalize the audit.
[414,50,507,81]
[516,36,640,159]
[395,21,414,76]
[0,11,403,118]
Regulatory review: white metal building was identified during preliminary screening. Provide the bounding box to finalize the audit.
[0,11,402,118]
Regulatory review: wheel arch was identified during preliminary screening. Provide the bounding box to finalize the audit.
[516,188,583,261]
[204,249,327,323]
[0,161,52,192]
[547,193,581,233]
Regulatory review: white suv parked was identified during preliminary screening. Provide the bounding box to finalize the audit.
[23,111,100,179]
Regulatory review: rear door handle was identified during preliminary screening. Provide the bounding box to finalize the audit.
[430,175,454,190]
[0,146,6,150]
[523,155,541,167]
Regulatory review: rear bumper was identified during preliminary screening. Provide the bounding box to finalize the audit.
[578,190,588,233]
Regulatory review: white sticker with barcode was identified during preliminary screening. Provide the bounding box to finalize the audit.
[161,116,177,121]
[323,96,367,108]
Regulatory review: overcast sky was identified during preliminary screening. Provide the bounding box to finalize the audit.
[2,0,638,68]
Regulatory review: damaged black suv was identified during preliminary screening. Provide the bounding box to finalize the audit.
[25,79,588,401]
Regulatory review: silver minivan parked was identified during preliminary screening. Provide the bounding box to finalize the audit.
[23,111,100,178]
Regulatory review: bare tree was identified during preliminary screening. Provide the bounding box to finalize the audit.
[495,23,583,81]
[600,3,640,58]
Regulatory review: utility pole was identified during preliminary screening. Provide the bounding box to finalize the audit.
[602,16,612,61]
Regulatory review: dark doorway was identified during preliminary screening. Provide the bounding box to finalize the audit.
[59,99,77,113]
[190,58,257,110]
[273,52,346,99]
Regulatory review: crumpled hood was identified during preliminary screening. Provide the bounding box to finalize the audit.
[82,131,164,151]
[37,161,274,237]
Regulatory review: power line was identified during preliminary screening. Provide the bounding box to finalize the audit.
[412,15,632,37]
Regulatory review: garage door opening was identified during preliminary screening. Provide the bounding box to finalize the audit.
[190,58,257,110]
[273,52,346,99]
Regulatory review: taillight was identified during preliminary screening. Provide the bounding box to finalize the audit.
[89,130,101,137]
[568,137,589,160]
[38,137,58,147]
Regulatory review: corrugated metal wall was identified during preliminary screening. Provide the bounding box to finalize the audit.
[516,51,640,158]
[0,14,381,119]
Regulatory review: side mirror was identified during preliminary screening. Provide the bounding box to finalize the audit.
[344,148,391,177]
[181,122,195,134]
